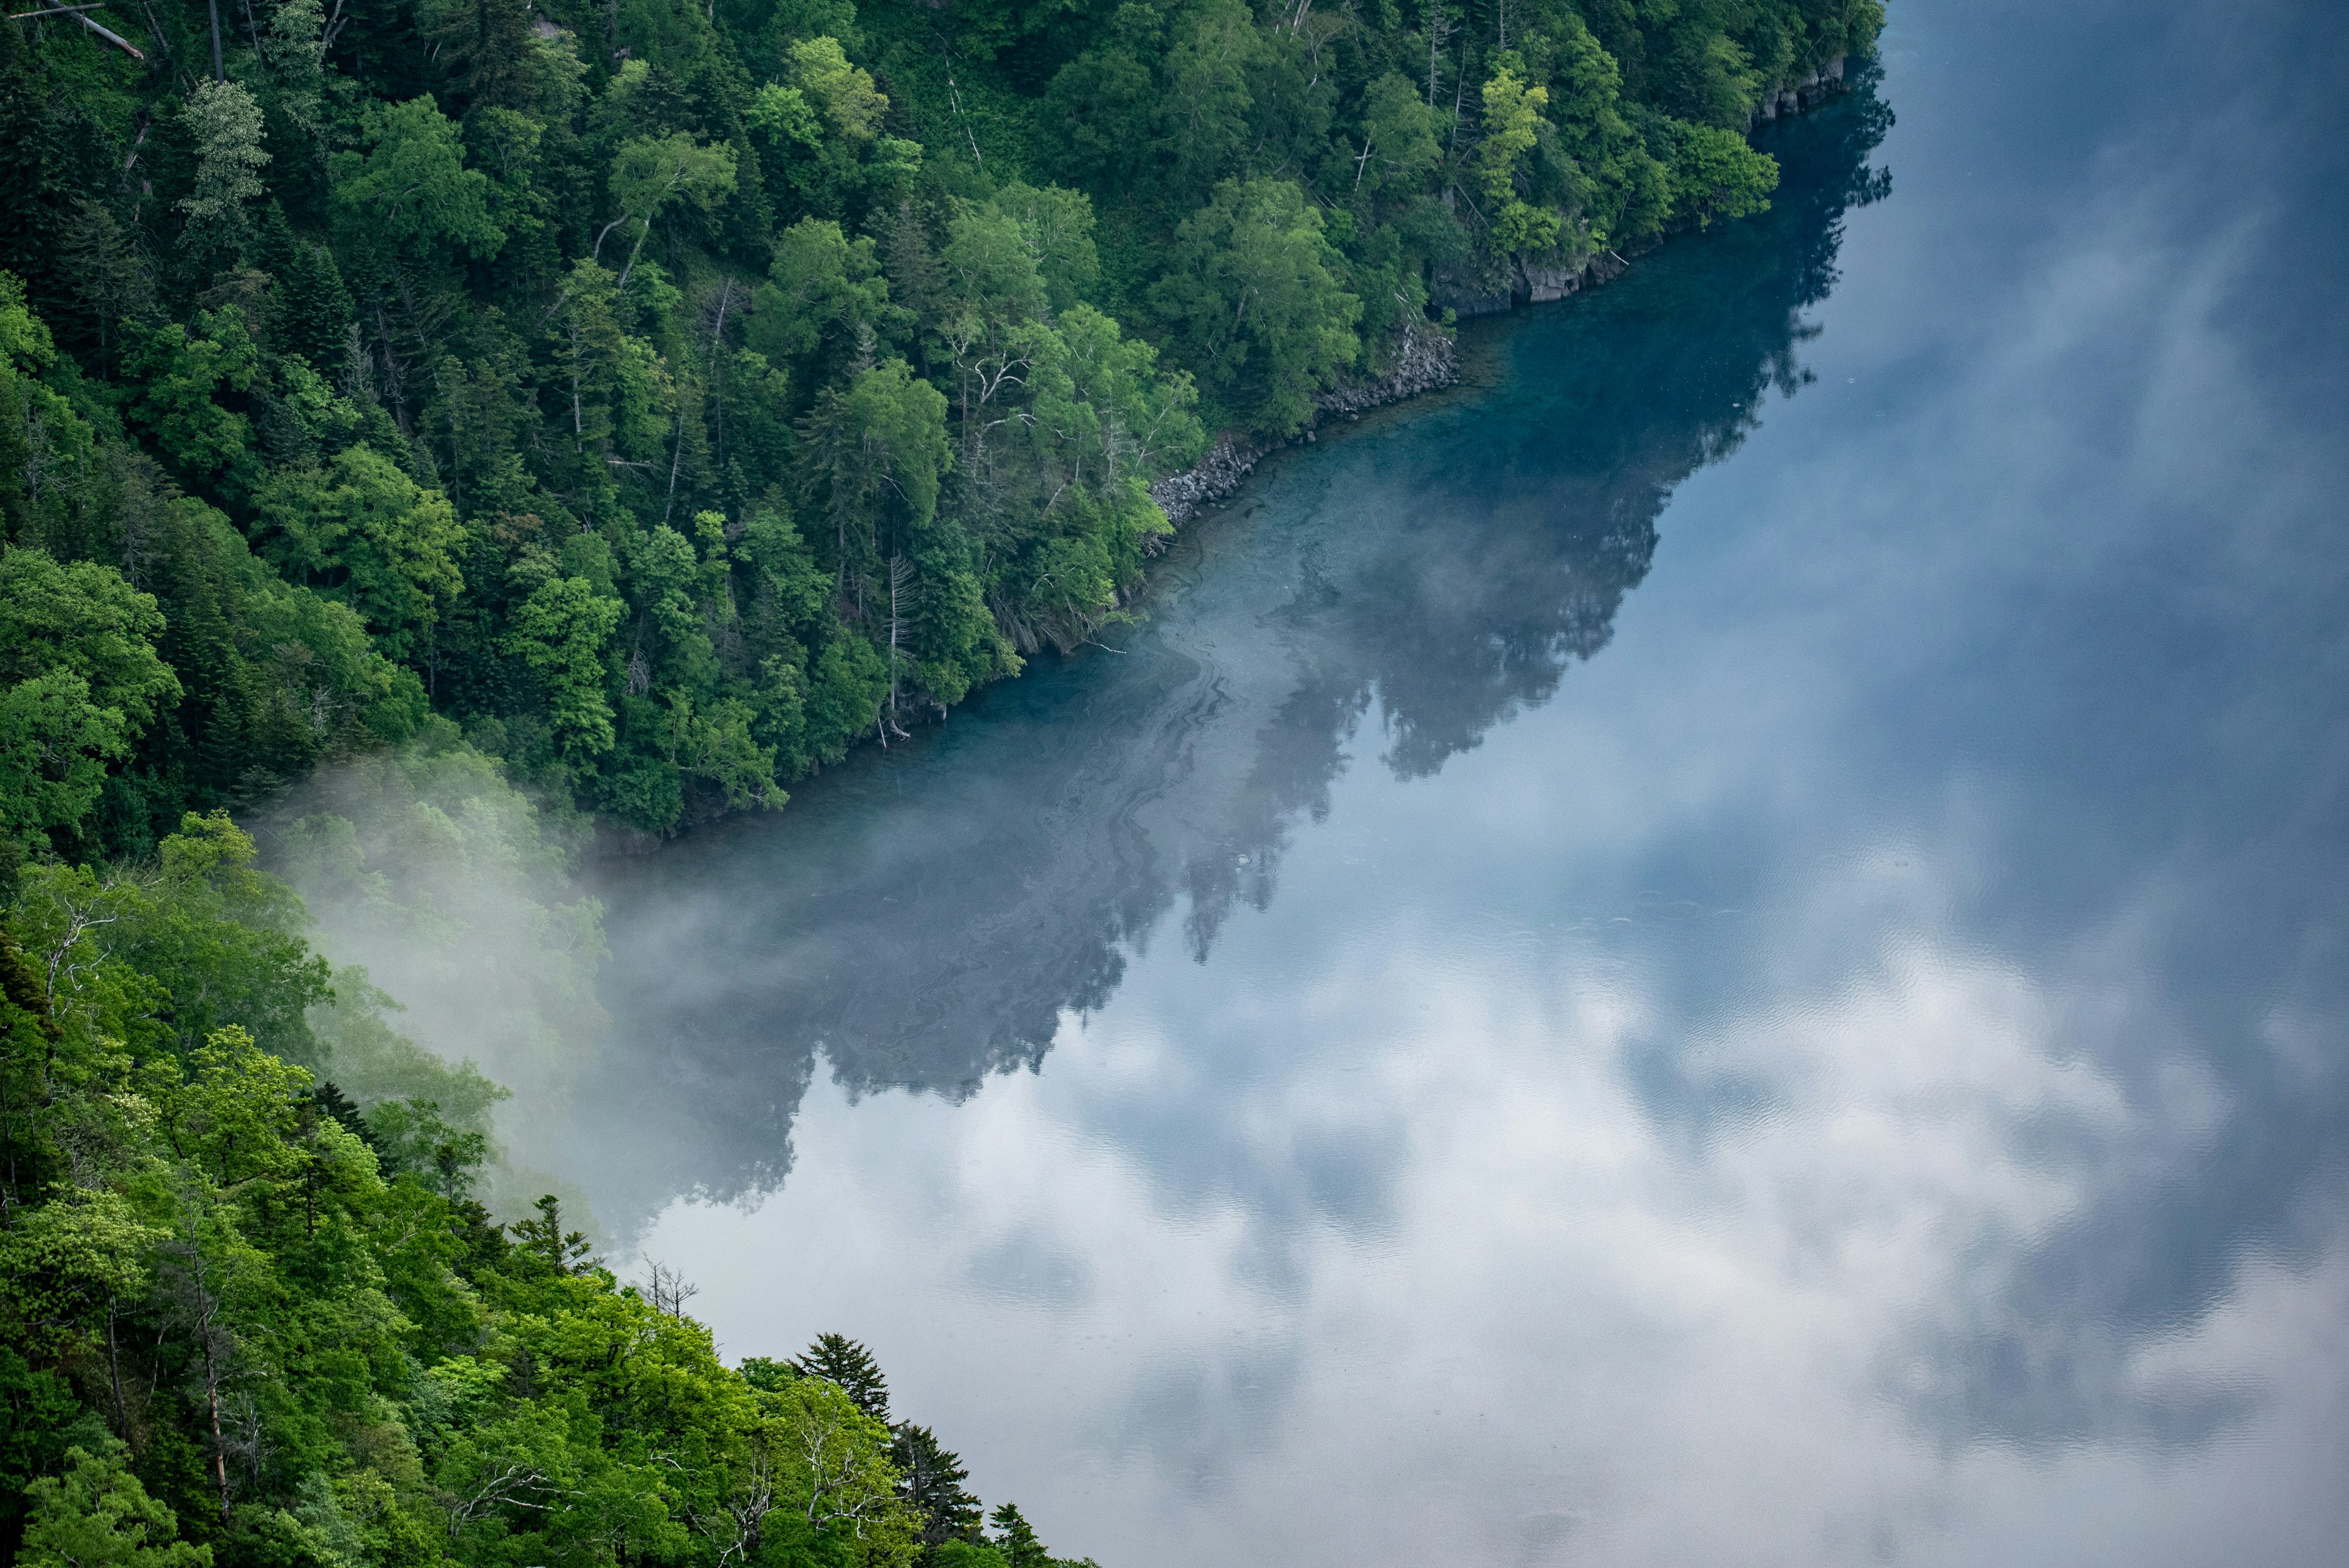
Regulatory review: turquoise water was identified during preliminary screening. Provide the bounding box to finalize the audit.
[569,3,2349,1561]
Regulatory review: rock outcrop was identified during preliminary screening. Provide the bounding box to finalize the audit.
[1754,53,1846,122]
[1148,325,1460,531]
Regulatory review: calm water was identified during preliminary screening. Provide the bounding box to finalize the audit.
[562,2,2349,1561]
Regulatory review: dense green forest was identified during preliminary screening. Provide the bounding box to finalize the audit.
[0,0,1881,1564]
[0,816,1096,1568]
[0,0,1880,850]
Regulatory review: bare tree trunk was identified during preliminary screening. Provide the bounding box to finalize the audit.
[107,1298,129,1439]
[209,0,224,80]
[207,1377,231,1519]
[882,554,914,743]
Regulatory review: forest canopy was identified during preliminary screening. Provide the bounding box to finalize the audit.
[0,0,1879,850]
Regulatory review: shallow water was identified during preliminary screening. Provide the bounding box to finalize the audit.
[565,2,2349,1561]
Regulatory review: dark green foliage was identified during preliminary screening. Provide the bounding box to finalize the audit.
[795,1331,890,1421]
[985,1503,1048,1568]
[891,1424,981,1547]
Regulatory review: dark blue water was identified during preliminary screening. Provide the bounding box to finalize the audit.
[562,3,2349,1561]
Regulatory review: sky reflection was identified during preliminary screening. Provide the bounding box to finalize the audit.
[576,1,2349,1561]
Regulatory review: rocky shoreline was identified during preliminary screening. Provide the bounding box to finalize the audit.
[1147,320,1460,530]
[1146,54,1857,533]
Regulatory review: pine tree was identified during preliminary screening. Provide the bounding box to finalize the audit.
[793,1332,889,1421]
[0,18,67,315]
[177,80,272,270]
[990,1501,1049,1568]
[891,1422,982,1545]
[507,1194,594,1273]
[311,1080,377,1149]
[268,212,357,371]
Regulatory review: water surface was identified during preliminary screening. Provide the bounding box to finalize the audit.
[562,3,2349,1561]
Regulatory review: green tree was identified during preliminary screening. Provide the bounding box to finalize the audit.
[749,218,888,366]
[788,36,888,141]
[17,1446,212,1568]
[1157,0,1266,201]
[989,1501,1048,1568]
[891,1422,982,1545]
[794,1331,889,1421]
[0,272,100,548]
[1477,67,1562,255]
[1149,179,1362,435]
[505,574,622,761]
[1546,15,1672,247]
[0,550,179,853]
[595,134,739,289]
[252,445,467,665]
[177,81,270,266]
[798,358,950,586]
[331,97,506,260]
[125,310,261,494]
[1353,73,1444,201]
[1663,120,1780,227]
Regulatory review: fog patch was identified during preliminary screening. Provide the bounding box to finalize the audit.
[250,728,611,1227]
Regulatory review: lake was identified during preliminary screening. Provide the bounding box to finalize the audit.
[562,2,2349,1562]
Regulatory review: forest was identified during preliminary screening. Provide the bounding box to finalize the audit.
[0,0,1882,1564]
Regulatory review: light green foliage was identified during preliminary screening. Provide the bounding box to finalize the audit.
[1150,179,1362,435]
[1355,74,1444,199]
[18,1446,212,1568]
[751,218,889,364]
[0,273,100,545]
[506,575,623,759]
[804,358,951,543]
[1478,67,1564,255]
[746,81,821,149]
[789,35,888,141]
[9,810,326,1073]
[1663,121,1783,226]
[992,183,1101,313]
[177,83,270,261]
[603,134,739,283]
[253,446,467,665]
[1158,0,1267,201]
[0,830,983,1568]
[0,550,179,853]
[332,97,505,260]
[1477,67,1550,207]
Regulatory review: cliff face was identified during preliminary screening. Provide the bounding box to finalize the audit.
[1435,55,1852,320]
[1754,51,1849,123]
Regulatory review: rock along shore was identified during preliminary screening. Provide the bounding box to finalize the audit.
[1147,319,1460,531]
[1146,53,1858,534]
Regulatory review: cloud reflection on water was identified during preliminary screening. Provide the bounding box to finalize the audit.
[573,2,2349,1561]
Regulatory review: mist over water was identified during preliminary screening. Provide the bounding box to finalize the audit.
[532,1,2349,1561]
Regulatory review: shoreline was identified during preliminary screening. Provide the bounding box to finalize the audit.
[590,65,1865,853]
[1145,54,1852,532]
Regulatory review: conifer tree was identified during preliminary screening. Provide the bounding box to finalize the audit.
[794,1331,890,1421]
[892,1421,983,1545]
[990,1501,1049,1568]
